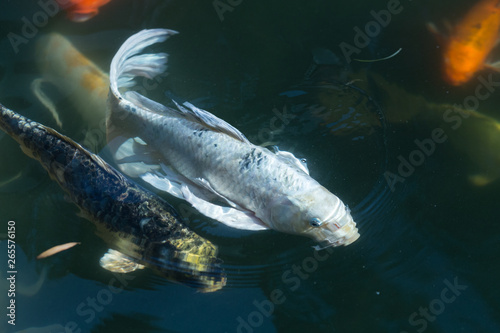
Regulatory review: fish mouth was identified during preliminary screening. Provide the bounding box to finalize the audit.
[313,213,360,248]
[334,222,360,246]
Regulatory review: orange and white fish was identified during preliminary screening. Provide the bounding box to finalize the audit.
[429,0,500,85]
[56,0,112,22]
[32,32,109,150]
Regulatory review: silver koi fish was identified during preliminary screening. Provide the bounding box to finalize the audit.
[107,29,360,249]
[0,103,225,292]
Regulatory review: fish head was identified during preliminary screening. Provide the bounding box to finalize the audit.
[269,184,360,247]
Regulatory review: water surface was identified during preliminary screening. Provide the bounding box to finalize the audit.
[1,0,500,332]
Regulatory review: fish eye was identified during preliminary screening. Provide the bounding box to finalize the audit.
[300,158,307,164]
[310,217,323,227]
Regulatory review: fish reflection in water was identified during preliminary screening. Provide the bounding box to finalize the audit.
[0,103,225,292]
[287,48,500,187]
[349,70,500,186]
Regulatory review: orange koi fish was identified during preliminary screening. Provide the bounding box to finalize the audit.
[56,0,112,22]
[431,0,500,85]
[32,33,109,150]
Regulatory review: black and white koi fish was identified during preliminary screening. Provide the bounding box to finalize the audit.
[107,29,360,249]
[0,103,225,292]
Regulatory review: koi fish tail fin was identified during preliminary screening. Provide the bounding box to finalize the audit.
[109,29,178,100]
[106,29,178,171]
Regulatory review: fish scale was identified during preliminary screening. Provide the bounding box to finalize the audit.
[108,29,360,248]
[0,103,226,292]
[145,111,302,219]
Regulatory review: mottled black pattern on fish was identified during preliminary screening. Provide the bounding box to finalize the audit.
[0,103,225,292]
[239,148,266,172]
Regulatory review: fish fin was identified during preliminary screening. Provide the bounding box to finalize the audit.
[123,90,177,115]
[190,177,247,209]
[485,60,500,72]
[108,136,162,177]
[106,29,176,141]
[0,170,23,188]
[30,78,63,128]
[171,100,250,143]
[108,29,250,143]
[426,22,447,46]
[140,164,219,201]
[180,185,269,231]
[34,121,106,172]
[142,166,245,211]
[274,148,310,175]
[110,29,177,95]
[99,249,145,273]
[140,170,185,199]
[259,141,280,147]
[20,143,36,159]
[426,22,440,35]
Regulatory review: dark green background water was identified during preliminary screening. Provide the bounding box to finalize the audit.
[1,0,500,332]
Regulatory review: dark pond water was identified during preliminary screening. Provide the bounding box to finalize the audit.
[1,0,500,332]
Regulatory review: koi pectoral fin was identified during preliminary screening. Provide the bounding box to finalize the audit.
[140,163,220,202]
[31,78,63,128]
[274,149,310,175]
[140,170,184,199]
[99,249,145,273]
[425,21,450,45]
[0,170,23,188]
[426,22,440,37]
[140,164,268,230]
[108,136,162,178]
[180,185,269,231]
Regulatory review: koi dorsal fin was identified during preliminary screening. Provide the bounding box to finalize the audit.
[171,100,250,143]
[274,149,310,175]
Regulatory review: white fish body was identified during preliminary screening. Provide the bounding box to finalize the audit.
[107,29,360,248]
